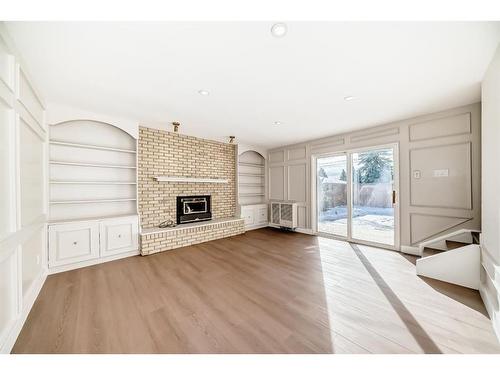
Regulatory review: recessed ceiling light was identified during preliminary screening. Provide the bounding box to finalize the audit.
[198,89,210,96]
[271,23,287,38]
[274,121,282,125]
[344,96,355,101]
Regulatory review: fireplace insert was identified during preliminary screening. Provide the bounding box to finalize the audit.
[176,195,212,224]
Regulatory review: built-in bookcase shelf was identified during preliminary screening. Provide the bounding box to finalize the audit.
[238,151,266,205]
[48,120,138,222]
[49,141,137,154]
[50,161,137,169]
[50,181,137,185]
[50,198,137,204]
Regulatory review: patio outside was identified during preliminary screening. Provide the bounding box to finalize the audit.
[317,148,394,246]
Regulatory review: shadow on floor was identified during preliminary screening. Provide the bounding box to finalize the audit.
[419,276,489,317]
[350,243,442,354]
[397,251,488,317]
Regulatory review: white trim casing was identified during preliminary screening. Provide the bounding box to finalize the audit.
[311,143,401,251]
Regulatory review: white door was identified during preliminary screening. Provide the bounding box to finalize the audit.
[315,144,399,249]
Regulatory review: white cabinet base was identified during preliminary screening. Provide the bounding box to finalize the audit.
[48,222,100,268]
[240,204,268,230]
[100,216,139,256]
[48,215,139,273]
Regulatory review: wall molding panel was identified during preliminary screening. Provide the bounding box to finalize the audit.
[410,213,472,244]
[409,112,471,142]
[409,142,473,210]
[0,25,47,354]
[349,126,399,144]
[268,102,481,246]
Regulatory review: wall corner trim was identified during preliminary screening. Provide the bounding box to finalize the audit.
[1,268,47,353]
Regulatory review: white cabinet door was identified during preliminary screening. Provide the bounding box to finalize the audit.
[49,222,100,267]
[241,207,255,226]
[257,207,268,224]
[99,216,138,257]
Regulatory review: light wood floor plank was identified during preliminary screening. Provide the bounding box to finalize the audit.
[11,228,500,354]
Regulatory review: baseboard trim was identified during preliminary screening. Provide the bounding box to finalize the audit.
[401,245,421,256]
[479,279,500,342]
[1,267,47,354]
[48,249,140,275]
[245,224,269,231]
[479,245,500,343]
[294,227,314,235]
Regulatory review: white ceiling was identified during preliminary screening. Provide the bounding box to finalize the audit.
[5,21,500,149]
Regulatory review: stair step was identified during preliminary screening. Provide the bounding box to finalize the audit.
[445,240,469,250]
[422,247,444,258]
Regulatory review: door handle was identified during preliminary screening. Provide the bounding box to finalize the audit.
[392,190,396,205]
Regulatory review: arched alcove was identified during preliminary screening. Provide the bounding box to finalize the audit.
[49,119,137,222]
[238,150,265,205]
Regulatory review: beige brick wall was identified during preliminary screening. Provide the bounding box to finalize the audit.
[138,126,237,229]
[141,219,245,255]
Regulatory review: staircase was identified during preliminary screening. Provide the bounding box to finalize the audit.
[415,229,481,290]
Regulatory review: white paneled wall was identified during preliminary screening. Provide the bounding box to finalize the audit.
[268,103,481,244]
[0,25,47,354]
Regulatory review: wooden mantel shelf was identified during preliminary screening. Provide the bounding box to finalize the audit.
[154,176,228,184]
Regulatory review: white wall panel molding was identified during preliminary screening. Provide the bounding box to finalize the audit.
[0,78,14,107]
[16,102,45,139]
[310,136,345,154]
[287,163,307,203]
[409,112,471,142]
[479,245,500,340]
[0,25,47,354]
[269,149,285,164]
[1,265,47,353]
[409,213,471,245]
[268,102,481,248]
[349,126,399,144]
[17,68,45,129]
[409,142,472,210]
[269,165,285,200]
[287,146,307,162]
[0,215,46,259]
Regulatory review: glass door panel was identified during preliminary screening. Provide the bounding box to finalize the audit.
[351,147,395,246]
[317,154,348,237]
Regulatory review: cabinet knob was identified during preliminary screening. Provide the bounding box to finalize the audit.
[73,241,77,245]
[118,234,122,238]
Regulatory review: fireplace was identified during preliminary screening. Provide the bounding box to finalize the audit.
[176,195,212,224]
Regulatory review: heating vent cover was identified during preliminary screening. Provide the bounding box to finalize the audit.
[270,201,298,228]
[272,203,280,224]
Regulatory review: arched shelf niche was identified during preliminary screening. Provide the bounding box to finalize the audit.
[48,119,138,222]
[238,150,266,205]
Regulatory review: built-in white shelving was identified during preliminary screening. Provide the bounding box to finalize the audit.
[50,181,137,185]
[49,140,137,154]
[50,198,137,204]
[154,176,228,183]
[238,150,266,205]
[48,120,138,222]
[49,161,137,169]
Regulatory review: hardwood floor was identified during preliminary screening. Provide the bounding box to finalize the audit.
[12,228,500,354]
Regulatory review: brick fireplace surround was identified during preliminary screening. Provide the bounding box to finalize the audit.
[137,126,244,255]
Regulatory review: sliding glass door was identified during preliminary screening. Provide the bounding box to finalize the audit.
[317,154,348,237]
[316,145,398,248]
